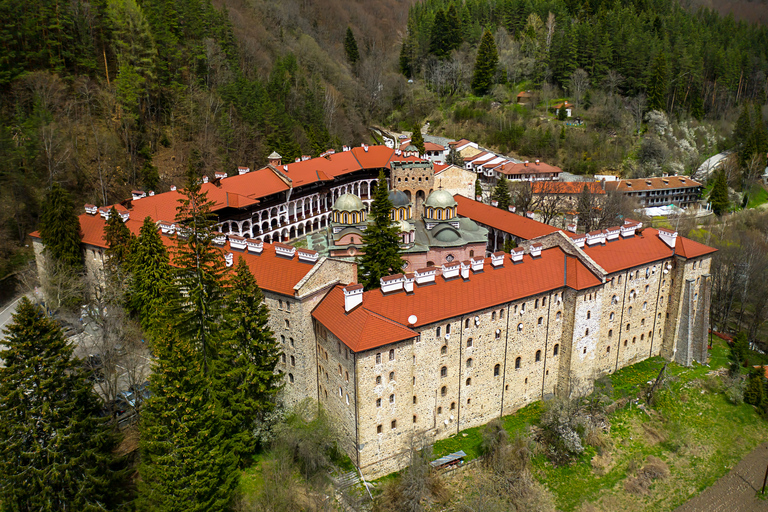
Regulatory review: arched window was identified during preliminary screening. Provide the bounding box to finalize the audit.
[606,346,610,353]
[450,402,456,410]
[376,398,381,408]
[585,328,589,336]
[641,318,645,326]
[495,329,501,339]
[632,337,636,344]
[618,275,622,284]
[376,376,381,385]
[281,354,286,363]
[553,344,559,356]
[643,302,647,311]
[535,350,541,362]
[500,309,505,319]
[290,356,295,366]
[389,371,395,381]
[515,357,521,369]
[556,311,562,321]
[609,329,613,337]
[517,323,523,332]
[628,306,633,315]
[466,358,473,368]
[612,295,618,305]
[436,326,441,337]
[492,312,496,321]
[626,323,630,330]
[446,324,451,335]
[289,373,294,383]
[542,297,547,307]
[494,364,501,376]
[535,299,539,308]
[376,353,381,364]
[465,318,470,328]
[441,366,448,377]
[441,345,447,355]
[466,378,472,386]
[610,312,615,321]
[641,334,645,341]
[441,386,447,396]
[389,349,395,360]
[538,317,543,325]
[467,338,473,347]
[587,310,591,319]
[624,340,628,347]
[437,407,442,414]
[389,394,395,404]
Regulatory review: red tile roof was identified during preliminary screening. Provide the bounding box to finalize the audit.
[313,247,601,352]
[497,161,562,176]
[604,176,702,192]
[675,235,718,259]
[531,182,605,195]
[454,195,560,240]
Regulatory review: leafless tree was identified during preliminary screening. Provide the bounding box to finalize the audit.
[603,70,624,96]
[511,182,534,214]
[628,94,647,136]
[545,12,556,52]
[568,68,590,107]
[531,187,567,226]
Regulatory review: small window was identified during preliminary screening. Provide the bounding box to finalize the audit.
[338,364,342,375]
[413,415,417,423]
[377,425,382,434]
[609,329,613,337]
[641,318,645,326]
[389,371,395,381]
[437,406,442,414]
[606,346,610,353]
[495,329,501,339]
[345,371,349,382]
[467,338,473,347]
[441,366,448,377]
[279,300,283,310]
[535,299,539,308]
[441,345,447,355]
[285,319,290,328]
[624,340,628,347]
[515,357,521,369]
[465,318,470,328]
[441,386,447,396]
[281,354,286,363]
[291,356,295,366]
[494,364,500,376]
[466,358,473,368]
[553,344,559,356]
[633,337,636,344]
[628,306,633,315]
[556,311,562,321]
[626,323,630,330]
[585,328,589,336]
[288,373,294,383]
[641,334,645,340]
[538,317,543,325]
[413,395,417,404]
[376,353,381,364]
[542,297,546,307]
[389,349,395,361]
[437,326,441,337]
[281,335,286,344]
[583,347,587,354]
[645,285,649,293]
[500,309,505,319]
[610,312,615,321]
[337,341,341,353]
[339,387,343,397]
[492,312,496,321]
[535,350,541,362]
[389,394,395,404]
[587,310,591,319]
[376,375,381,385]
[446,324,451,335]
[466,378,472,386]
[618,275,622,284]
[451,402,456,410]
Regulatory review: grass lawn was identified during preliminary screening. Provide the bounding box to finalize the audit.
[746,183,768,209]
[422,337,767,511]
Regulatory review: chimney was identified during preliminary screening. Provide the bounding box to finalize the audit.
[98,206,111,219]
[491,251,505,268]
[442,262,461,280]
[215,171,228,179]
[491,200,499,207]
[530,243,542,258]
[202,176,209,184]
[415,267,437,285]
[170,185,177,191]
[267,152,282,167]
[404,273,415,293]
[571,233,586,248]
[535,160,540,165]
[274,242,296,259]
[283,165,288,171]
[524,161,529,167]
[508,205,515,212]
[149,190,155,196]
[238,166,250,175]
[567,223,577,232]
[225,253,234,267]
[132,190,147,200]
[605,226,620,242]
[84,204,98,215]
[658,228,678,248]
[476,195,483,201]
[461,260,472,281]
[159,221,176,235]
[586,230,605,246]
[526,211,534,219]
[228,235,246,251]
[511,247,524,263]
[246,238,263,254]
[470,256,484,272]
[620,224,637,238]
[297,248,319,264]
[343,284,364,312]
[380,274,405,293]
[212,232,226,246]
[295,158,301,163]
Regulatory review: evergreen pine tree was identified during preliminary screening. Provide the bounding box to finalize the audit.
[103,206,134,273]
[411,126,426,155]
[445,4,463,52]
[447,145,462,166]
[139,327,238,511]
[558,104,568,121]
[647,50,667,112]
[429,10,450,59]
[128,216,174,335]
[359,170,405,290]
[399,15,419,78]
[750,104,768,162]
[213,257,282,464]
[344,27,360,65]
[491,176,511,209]
[709,170,730,215]
[0,298,124,511]
[475,178,483,199]
[577,184,594,232]
[39,183,83,270]
[471,29,499,95]
[744,369,766,407]
[173,171,227,374]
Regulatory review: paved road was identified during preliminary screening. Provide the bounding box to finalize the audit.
[0,295,24,341]
[675,442,768,512]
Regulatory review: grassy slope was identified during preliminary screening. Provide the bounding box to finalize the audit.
[431,338,768,511]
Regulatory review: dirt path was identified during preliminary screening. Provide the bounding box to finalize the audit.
[675,443,768,512]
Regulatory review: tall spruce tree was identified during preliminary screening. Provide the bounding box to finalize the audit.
[128,216,174,335]
[173,172,227,374]
[710,170,730,215]
[411,126,426,155]
[39,183,83,270]
[471,29,498,95]
[359,170,405,290]
[344,27,360,65]
[647,50,667,112]
[491,176,511,209]
[429,10,450,58]
[445,4,463,53]
[139,327,238,511]
[475,178,483,199]
[103,206,134,274]
[213,257,282,464]
[0,298,124,511]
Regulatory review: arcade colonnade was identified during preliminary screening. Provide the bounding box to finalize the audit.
[216,178,379,243]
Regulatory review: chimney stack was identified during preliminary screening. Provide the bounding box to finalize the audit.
[460,260,470,279]
[343,284,364,312]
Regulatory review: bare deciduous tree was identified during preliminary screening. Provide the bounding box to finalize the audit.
[568,68,590,107]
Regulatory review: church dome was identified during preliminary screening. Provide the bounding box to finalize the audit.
[433,225,460,242]
[459,217,480,232]
[388,189,410,207]
[424,189,457,208]
[333,193,364,212]
[395,219,412,233]
[404,144,419,152]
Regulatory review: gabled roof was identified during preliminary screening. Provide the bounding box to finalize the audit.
[497,161,562,176]
[605,176,702,192]
[580,228,674,273]
[453,195,560,240]
[313,247,602,352]
[675,235,718,259]
[531,182,605,195]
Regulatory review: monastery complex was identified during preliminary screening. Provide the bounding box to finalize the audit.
[31,143,716,478]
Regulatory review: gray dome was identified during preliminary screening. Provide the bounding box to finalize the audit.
[404,144,419,152]
[433,226,460,242]
[388,189,410,207]
[333,193,364,212]
[424,189,457,208]
[459,217,479,232]
[394,219,412,233]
